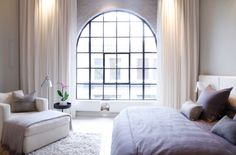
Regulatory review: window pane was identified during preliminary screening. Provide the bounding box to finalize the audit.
[117,69,129,83]
[104,85,116,99]
[145,69,157,83]
[145,53,157,68]
[91,38,103,52]
[91,69,103,83]
[104,38,116,52]
[145,85,157,99]
[117,85,129,99]
[117,12,130,21]
[77,54,89,68]
[144,23,153,37]
[77,38,89,52]
[130,14,141,22]
[117,38,129,52]
[131,69,143,83]
[117,22,129,37]
[105,54,116,68]
[93,15,103,21]
[91,85,103,99]
[131,54,142,68]
[104,12,116,21]
[91,22,103,37]
[130,38,142,52]
[130,85,143,99]
[117,54,129,68]
[77,84,89,99]
[77,69,89,83]
[80,25,89,37]
[105,69,116,83]
[145,37,156,52]
[104,22,116,37]
[91,54,103,68]
[130,22,143,37]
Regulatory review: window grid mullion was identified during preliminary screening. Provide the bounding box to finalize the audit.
[77,67,156,69]
[102,13,105,100]
[80,36,154,38]
[89,22,92,100]
[128,14,131,100]
[77,83,156,85]
[115,11,118,100]
[142,22,145,100]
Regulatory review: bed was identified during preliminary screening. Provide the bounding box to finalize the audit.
[111,75,236,155]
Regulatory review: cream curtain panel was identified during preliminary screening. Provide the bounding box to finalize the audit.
[19,0,77,108]
[157,0,199,109]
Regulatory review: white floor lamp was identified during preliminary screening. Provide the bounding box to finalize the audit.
[40,75,53,109]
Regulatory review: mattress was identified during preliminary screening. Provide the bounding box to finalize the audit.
[111,106,236,155]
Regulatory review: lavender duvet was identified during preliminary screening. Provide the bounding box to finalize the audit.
[111,106,236,155]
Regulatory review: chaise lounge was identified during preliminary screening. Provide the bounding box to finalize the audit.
[0,90,71,154]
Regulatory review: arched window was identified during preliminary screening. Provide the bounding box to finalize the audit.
[76,10,157,100]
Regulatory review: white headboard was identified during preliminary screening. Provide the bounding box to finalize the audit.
[199,75,236,107]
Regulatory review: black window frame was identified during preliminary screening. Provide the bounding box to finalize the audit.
[76,10,157,100]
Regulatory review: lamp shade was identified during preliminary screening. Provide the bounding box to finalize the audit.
[48,79,53,87]
[41,75,53,88]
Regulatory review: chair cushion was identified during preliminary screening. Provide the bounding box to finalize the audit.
[11,112,70,137]
[11,91,36,112]
[0,90,23,104]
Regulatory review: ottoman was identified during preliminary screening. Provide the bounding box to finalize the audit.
[11,112,70,154]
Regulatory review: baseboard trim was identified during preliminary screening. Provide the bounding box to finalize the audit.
[76,111,118,117]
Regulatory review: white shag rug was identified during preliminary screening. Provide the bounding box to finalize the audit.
[28,132,101,155]
[0,132,101,155]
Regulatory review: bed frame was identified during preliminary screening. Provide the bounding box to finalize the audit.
[199,75,236,107]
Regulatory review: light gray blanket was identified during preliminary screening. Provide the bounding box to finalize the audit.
[1,110,72,154]
[111,106,236,155]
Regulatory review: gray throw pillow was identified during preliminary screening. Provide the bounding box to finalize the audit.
[211,116,236,145]
[180,100,203,121]
[11,91,36,112]
[197,87,233,122]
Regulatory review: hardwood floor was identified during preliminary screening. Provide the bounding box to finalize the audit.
[72,116,114,155]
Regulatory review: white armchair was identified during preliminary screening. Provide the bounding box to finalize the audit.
[0,91,48,141]
[0,103,11,140]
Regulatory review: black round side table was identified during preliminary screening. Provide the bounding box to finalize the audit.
[54,102,71,112]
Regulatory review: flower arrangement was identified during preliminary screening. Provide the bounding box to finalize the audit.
[57,81,69,102]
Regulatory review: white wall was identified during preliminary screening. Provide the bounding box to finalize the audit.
[200,0,236,76]
[0,0,19,92]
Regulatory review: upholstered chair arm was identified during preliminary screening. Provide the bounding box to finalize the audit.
[35,97,48,111]
[0,103,11,140]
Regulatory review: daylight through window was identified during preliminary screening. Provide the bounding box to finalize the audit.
[76,10,157,100]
